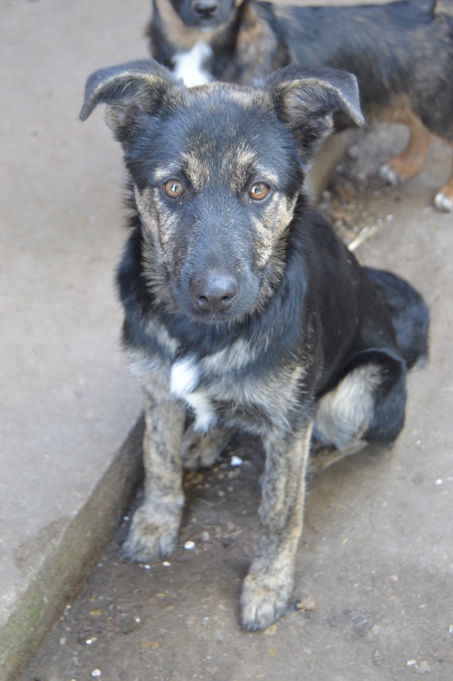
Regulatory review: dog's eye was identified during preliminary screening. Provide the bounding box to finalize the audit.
[248,183,271,202]
[163,180,185,199]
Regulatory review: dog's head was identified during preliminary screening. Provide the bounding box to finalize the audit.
[81,60,364,324]
[157,0,239,31]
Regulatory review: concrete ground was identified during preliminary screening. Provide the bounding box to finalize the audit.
[1,1,452,680]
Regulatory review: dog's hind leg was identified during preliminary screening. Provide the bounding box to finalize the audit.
[434,144,453,212]
[310,350,407,475]
[307,439,365,476]
[240,417,313,631]
[122,390,186,562]
[380,111,431,185]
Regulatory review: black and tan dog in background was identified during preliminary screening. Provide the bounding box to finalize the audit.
[147,0,453,211]
[81,60,429,630]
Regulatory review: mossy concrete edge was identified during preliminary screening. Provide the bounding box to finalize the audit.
[0,417,144,681]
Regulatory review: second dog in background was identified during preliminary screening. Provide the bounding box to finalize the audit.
[148,0,453,211]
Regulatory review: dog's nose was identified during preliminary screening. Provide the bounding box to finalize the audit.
[192,0,220,18]
[190,273,238,313]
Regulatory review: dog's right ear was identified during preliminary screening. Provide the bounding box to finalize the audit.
[80,59,178,145]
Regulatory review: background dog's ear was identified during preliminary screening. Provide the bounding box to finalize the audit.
[266,66,365,164]
[80,59,177,144]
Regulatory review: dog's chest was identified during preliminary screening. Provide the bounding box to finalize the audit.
[169,348,303,435]
[172,42,213,87]
[169,352,262,433]
[170,356,215,432]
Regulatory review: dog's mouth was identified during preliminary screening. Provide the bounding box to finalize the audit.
[186,15,225,30]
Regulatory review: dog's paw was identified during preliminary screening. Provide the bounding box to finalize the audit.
[434,189,453,212]
[121,506,180,562]
[379,163,402,186]
[380,149,426,186]
[240,571,293,631]
[181,428,227,470]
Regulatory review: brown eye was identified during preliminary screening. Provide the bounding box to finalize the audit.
[249,182,271,201]
[163,179,185,199]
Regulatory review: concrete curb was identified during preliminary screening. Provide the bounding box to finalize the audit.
[0,418,144,681]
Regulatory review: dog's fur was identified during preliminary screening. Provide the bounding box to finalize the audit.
[80,60,429,630]
[147,0,453,211]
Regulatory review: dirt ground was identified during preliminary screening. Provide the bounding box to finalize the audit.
[19,124,453,681]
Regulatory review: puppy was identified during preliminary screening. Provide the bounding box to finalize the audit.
[80,60,429,630]
[147,0,453,211]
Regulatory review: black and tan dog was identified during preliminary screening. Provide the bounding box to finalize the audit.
[80,60,429,630]
[147,0,453,211]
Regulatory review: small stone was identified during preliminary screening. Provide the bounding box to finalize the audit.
[407,659,417,667]
[184,540,196,550]
[264,623,277,636]
[91,670,102,678]
[418,660,431,673]
[296,595,317,612]
[230,456,243,467]
[162,561,171,567]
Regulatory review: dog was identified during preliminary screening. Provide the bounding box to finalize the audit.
[80,60,429,630]
[147,0,453,211]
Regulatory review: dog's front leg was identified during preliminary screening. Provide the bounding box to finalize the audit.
[122,389,186,562]
[240,420,313,631]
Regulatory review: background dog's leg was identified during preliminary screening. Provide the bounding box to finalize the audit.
[122,390,186,562]
[434,145,453,212]
[240,421,313,631]
[380,111,431,185]
[181,427,233,470]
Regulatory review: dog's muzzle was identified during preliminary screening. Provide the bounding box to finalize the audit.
[190,271,238,314]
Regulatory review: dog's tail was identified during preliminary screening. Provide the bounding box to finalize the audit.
[364,268,429,370]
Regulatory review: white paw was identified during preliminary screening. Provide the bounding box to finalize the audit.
[434,191,453,212]
[379,164,401,186]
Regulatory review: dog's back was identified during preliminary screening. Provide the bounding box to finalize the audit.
[274,0,453,137]
[364,268,429,370]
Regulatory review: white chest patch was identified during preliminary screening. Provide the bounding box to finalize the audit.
[172,42,213,87]
[170,356,215,433]
[170,356,200,397]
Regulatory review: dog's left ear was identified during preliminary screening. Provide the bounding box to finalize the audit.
[266,66,365,164]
